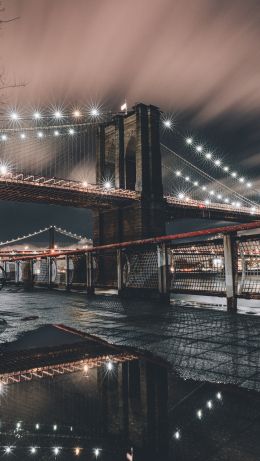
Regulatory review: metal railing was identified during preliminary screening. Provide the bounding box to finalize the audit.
[2,221,260,311]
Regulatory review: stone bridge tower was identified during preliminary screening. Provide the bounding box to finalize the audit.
[94,103,166,245]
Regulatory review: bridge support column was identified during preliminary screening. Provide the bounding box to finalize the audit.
[86,252,94,295]
[224,233,237,313]
[157,243,170,303]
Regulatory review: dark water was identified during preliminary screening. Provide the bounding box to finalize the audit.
[0,356,260,461]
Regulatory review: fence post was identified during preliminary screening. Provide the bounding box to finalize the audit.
[157,243,170,302]
[65,255,70,291]
[47,257,52,289]
[223,233,237,313]
[86,252,94,295]
[117,249,123,294]
[15,261,20,285]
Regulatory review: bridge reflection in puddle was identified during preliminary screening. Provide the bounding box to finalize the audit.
[1,352,260,460]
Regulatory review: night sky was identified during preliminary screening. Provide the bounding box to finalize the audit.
[1,0,260,241]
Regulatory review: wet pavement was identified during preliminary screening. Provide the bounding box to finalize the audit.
[0,287,260,392]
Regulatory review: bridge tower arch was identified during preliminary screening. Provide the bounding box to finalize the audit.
[94,103,166,245]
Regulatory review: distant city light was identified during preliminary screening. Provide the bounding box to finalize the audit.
[94,448,101,458]
[53,447,60,456]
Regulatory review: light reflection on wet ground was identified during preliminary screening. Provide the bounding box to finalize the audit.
[1,288,260,392]
[0,355,260,461]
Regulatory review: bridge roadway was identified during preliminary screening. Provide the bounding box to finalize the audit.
[0,172,258,221]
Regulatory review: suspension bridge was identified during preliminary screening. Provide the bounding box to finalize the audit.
[1,102,260,309]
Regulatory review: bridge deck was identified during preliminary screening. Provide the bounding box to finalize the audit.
[0,173,258,220]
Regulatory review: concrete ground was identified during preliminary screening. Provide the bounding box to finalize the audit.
[0,287,260,391]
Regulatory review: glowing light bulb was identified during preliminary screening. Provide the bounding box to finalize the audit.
[194,181,199,186]
[205,199,210,205]
[205,152,212,159]
[10,112,19,120]
[231,172,237,178]
[247,182,252,188]
[30,447,37,454]
[5,447,12,454]
[73,110,81,117]
[209,190,215,195]
[174,430,181,440]
[104,181,111,189]
[1,134,7,141]
[82,181,88,187]
[35,423,40,430]
[224,198,229,203]
[196,145,203,152]
[239,177,245,183]
[0,165,8,176]
[37,131,43,138]
[69,128,75,135]
[16,422,21,429]
[90,108,100,117]
[186,137,193,145]
[33,112,41,119]
[106,361,113,371]
[53,447,60,456]
[202,186,207,191]
[54,130,60,136]
[197,409,203,419]
[216,392,222,400]
[217,194,222,200]
[163,119,172,129]
[94,448,100,457]
[20,133,26,139]
[214,159,221,166]
[178,193,185,200]
[176,170,181,176]
[207,400,213,409]
[54,110,62,119]
[185,176,190,181]
[223,166,229,172]
[74,447,81,456]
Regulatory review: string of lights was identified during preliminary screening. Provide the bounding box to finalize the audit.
[0,226,86,247]
[0,445,102,457]
[161,144,259,212]
[173,391,223,441]
[161,116,258,195]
